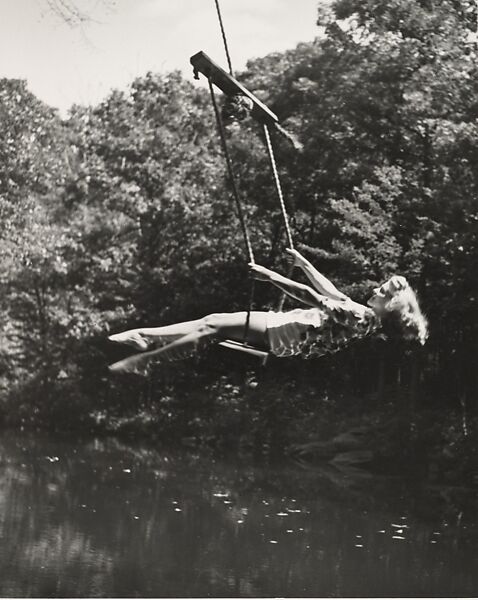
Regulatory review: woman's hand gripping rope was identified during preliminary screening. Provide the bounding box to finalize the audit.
[284,247,306,268]
[248,262,275,282]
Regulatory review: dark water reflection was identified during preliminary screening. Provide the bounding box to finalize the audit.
[0,431,477,597]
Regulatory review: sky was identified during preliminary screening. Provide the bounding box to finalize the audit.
[1,0,321,116]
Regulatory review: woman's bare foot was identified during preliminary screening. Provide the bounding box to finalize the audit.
[108,330,150,351]
[109,352,151,374]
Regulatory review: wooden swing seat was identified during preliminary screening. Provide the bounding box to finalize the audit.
[190,51,279,126]
[218,339,269,363]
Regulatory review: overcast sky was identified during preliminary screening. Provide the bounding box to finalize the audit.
[1,0,321,115]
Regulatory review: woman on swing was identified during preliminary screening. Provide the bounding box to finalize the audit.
[108,248,428,373]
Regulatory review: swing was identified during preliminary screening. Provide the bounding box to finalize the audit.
[191,1,297,362]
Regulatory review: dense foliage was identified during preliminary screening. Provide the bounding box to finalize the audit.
[0,1,476,472]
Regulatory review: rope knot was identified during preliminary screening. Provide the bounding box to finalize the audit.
[221,94,254,124]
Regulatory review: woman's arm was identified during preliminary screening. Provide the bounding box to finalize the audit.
[249,264,330,308]
[285,248,348,301]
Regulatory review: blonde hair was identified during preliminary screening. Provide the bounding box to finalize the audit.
[382,277,429,346]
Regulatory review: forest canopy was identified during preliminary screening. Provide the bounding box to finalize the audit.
[0,0,476,435]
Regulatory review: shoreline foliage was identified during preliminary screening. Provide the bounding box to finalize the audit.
[0,1,477,481]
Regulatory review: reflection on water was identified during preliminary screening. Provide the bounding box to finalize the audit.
[0,431,477,597]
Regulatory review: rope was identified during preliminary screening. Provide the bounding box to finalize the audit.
[213,0,234,76]
[262,124,296,312]
[208,79,255,264]
[208,77,255,342]
[263,124,294,250]
[211,1,258,347]
[211,0,296,344]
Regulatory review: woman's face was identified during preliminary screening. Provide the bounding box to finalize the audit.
[367,276,407,314]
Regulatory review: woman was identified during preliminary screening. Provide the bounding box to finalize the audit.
[108,248,428,373]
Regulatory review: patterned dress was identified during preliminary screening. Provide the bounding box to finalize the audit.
[266,296,381,359]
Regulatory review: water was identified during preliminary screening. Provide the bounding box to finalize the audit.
[0,431,477,597]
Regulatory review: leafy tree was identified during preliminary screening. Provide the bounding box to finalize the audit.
[0,79,73,399]
[1,0,477,431]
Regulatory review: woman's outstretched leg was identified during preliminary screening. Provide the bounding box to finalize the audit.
[109,311,269,373]
[108,318,205,351]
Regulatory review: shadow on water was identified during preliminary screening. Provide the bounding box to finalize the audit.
[0,430,477,597]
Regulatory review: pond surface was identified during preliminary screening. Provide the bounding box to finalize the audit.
[0,430,477,597]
